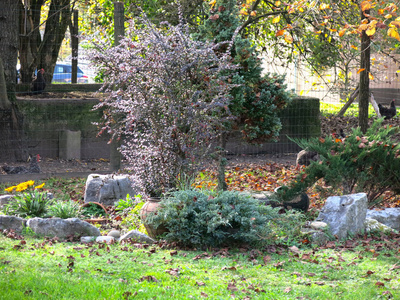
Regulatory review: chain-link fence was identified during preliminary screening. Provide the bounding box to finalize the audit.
[2,3,400,180]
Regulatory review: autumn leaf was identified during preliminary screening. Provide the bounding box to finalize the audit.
[319,3,330,10]
[375,281,385,287]
[284,34,293,44]
[227,282,238,291]
[351,45,358,50]
[391,21,400,28]
[339,29,346,37]
[209,0,216,8]
[388,27,400,41]
[366,26,376,36]
[361,1,371,12]
[357,68,365,74]
[272,15,281,24]
[283,287,292,293]
[250,11,257,17]
[369,72,374,80]
[276,29,285,37]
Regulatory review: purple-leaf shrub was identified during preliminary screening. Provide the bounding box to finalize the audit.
[89,17,238,196]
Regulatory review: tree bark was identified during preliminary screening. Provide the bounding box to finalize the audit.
[0,0,27,161]
[359,8,370,133]
[19,0,71,84]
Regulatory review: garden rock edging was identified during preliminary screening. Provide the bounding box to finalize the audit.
[0,215,156,244]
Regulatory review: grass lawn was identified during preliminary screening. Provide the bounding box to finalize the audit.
[1,233,400,300]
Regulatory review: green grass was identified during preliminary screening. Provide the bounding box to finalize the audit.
[320,102,378,117]
[1,234,399,299]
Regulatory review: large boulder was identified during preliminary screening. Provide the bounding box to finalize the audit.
[316,193,368,240]
[366,208,400,231]
[0,216,26,233]
[119,230,156,244]
[26,218,100,238]
[84,174,140,206]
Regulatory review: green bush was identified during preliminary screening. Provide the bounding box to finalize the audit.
[146,189,305,247]
[80,203,106,218]
[49,200,80,219]
[285,118,400,207]
[120,197,146,233]
[4,190,52,218]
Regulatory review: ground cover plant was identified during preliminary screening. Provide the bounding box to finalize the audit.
[1,231,400,299]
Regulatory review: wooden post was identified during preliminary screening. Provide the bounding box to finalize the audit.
[359,6,371,133]
[109,2,124,172]
[71,10,78,84]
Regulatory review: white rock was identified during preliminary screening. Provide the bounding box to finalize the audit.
[310,221,328,230]
[316,193,368,240]
[365,218,396,233]
[107,230,121,238]
[119,230,156,244]
[27,218,101,238]
[81,236,96,243]
[84,174,140,206]
[0,215,26,233]
[366,208,400,231]
[96,236,115,244]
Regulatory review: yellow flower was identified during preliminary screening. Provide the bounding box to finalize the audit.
[15,184,28,192]
[26,180,35,187]
[34,183,45,189]
[4,186,17,193]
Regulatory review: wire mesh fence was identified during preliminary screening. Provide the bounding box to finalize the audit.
[2,3,400,179]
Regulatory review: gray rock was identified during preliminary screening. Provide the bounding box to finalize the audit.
[365,218,396,234]
[0,195,13,209]
[366,208,400,231]
[0,215,26,233]
[107,230,121,238]
[26,218,101,238]
[80,236,96,243]
[96,236,115,244]
[84,174,140,206]
[119,230,156,244]
[310,221,328,230]
[316,193,368,240]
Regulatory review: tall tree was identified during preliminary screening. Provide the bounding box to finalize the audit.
[197,0,292,189]
[0,0,26,161]
[18,0,72,84]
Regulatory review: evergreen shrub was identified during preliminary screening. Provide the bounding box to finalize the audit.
[283,119,400,207]
[146,189,304,247]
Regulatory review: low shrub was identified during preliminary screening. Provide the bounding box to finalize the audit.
[146,189,305,247]
[119,195,146,233]
[80,203,107,218]
[285,118,400,207]
[49,200,80,219]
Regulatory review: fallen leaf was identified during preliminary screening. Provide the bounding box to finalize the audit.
[263,255,271,264]
[283,287,291,293]
[227,282,238,291]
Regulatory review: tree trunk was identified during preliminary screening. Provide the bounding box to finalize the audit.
[18,0,45,84]
[19,0,71,84]
[0,0,27,161]
[216,132,228,191]
[359,7,370,133]
[39,0,72,83]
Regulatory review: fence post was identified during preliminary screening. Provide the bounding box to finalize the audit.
[71,10,78,84]
[109,2,124,172]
